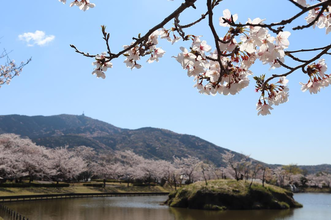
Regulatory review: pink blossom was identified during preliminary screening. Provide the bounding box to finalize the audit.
[219,9,238,27]
[147,47,165,63]
[293,0,307,7]
[79,0,95,11]
[257,101,273,116]
[276,31,291,48]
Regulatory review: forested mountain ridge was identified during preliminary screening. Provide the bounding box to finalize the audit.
[0,114,237,167]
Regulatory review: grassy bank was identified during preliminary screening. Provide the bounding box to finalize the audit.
[0,182,169,197]
[296,187,331,193]
[166,179,303,210]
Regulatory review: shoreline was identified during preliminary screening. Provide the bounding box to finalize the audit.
[293,188,331,193]
[0,192,169,203]
[0,183,170,199]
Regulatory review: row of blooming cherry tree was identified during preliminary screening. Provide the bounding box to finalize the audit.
[58,0,331,115]
[0,133,330,189]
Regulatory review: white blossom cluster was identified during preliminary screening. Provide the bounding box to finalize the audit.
[92,28,180,78]
[174,10,292,115]
[59,0,95,11]
[92,53,112,79]
[123,29,180,70]
[0,60,23,88]
[300,0,331,34]
[256,77,290,116]
[300,59,331,94]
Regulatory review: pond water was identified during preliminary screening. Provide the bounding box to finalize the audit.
[2,193,331,220]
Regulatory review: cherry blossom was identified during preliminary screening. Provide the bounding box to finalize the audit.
[219,9,238,27]
[300,59,330,94]
[256,101,273,116]
[276,31,291,48]
[1,57,29,88]
[92,52,112,79]
[70,0,82,7]
[147,47,165,63]
[294,0,307,7]
[305,2,331,34]
[79,0,95,11]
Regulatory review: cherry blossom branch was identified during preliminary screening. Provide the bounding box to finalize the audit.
[224,0,331,33]
[175,0,222,30]
[177,12,208,29]
[285,44,331,64]
[293,4,327,30]
[69,44,96,58]
[101,26,112,58]
[286,53,309,63]
[263,43,331,87]
[0,49,31,87]
[71,0,197,60]
[286,45,331,53]
[64,0,331,115]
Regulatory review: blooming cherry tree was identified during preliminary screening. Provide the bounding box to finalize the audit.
[60,0,331,116]
[48,147,87,183]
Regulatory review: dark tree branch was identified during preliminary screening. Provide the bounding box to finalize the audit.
[207,0,225,80]
[286,53,308,63]
[287,45,331,53]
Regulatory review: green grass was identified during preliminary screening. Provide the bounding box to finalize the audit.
[0,183,170,197]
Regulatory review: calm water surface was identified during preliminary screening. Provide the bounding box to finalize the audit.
[2,193,331,220]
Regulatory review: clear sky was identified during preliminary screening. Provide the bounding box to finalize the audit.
[1,0,330,165]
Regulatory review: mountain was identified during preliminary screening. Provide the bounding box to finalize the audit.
[0,114,240,166]
[0,114,330,173]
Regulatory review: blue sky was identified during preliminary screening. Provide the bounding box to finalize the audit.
[1,0,330,165]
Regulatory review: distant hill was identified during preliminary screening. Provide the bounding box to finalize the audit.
[0,114,240,166]
[0,114,121,138]
[298,164,331,175]
[0,114,330,173]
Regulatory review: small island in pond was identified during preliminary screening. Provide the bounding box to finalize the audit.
[166,179,303,211]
